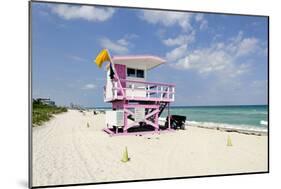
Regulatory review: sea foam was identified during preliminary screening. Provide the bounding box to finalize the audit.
[260,120,268,126]
[185,120,267,133]
[158,117,267,134]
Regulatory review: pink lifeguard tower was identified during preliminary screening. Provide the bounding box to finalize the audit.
[103,55,175,136]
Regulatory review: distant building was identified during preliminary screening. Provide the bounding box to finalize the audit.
[35,98,56,106]
[69,102,84,110]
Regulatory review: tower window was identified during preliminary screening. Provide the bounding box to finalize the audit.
[127,68,135,77]
[127,68,145,78]
[136,70,144,78]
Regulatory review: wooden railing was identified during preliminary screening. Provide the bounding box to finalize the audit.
[107,79,175,102]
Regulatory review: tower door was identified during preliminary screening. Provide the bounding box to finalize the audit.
[114,64,126,88]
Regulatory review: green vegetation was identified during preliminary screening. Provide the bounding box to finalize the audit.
[32,100,67,126]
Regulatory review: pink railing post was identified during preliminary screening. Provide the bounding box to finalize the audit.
[124,110,128,133]
[168,103,171,130]
[155,110,159,132]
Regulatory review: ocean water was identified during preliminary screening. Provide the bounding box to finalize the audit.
[161,105,268,133]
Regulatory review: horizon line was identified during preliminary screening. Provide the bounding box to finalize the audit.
[83,104,268,109]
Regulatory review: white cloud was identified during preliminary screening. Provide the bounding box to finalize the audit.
[67,55,87,62]
[117,38,129,46]
[82,84,96,90]
[250,80,268,92]
[156,28,167,38]
[195,14,204,22]
[51,5,115,22]
[195,14,208,30]
[140,10,193,31]
[166,44,188,62]
[199,19,208,30]
[39,10,49,17]
[236,38,259,57]
[140,10,208,33]
[174,48,232,74]
[100,38,129,54]
[263,47,268,56]
[100,34,137,54]
[169,31,264,77]
[213,34,223,41]
[162,31,195,46]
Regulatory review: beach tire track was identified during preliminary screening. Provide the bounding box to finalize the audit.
[71,126,96,181]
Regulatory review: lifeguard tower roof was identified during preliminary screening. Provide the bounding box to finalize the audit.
[112,55,166,70]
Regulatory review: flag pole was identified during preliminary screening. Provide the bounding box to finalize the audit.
[106,49,125,97]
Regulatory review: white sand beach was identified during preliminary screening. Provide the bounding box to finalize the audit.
[32,109,268,187]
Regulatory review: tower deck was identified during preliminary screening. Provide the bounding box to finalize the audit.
[104,79,175,103]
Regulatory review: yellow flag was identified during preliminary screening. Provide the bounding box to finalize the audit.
[95,49,110,68]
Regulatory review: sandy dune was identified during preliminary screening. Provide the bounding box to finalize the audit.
[32,110,268,187]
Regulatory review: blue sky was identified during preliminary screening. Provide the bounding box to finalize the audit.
[32,2,268,107]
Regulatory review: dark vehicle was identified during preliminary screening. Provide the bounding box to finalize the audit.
[165,115,186,130]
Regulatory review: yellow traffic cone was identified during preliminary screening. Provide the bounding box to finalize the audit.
[121,147,129,162]
[227,135,232,146]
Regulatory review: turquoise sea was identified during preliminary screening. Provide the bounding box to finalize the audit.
[94,105,268,133]
[161,105,268,133]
